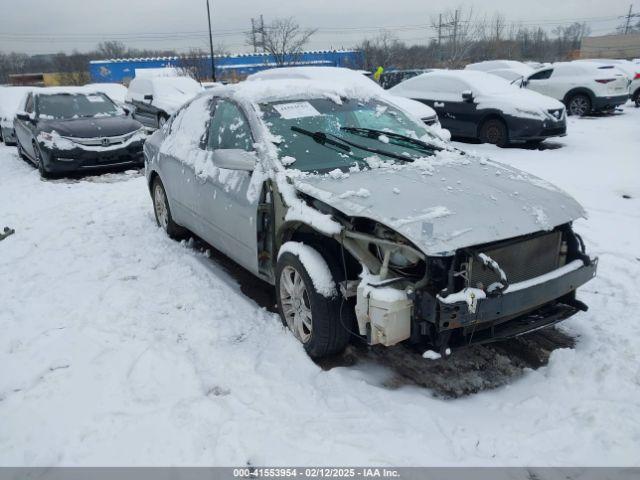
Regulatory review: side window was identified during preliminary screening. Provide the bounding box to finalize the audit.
[25,94,34,113]
[206,100,254,151]
[529,69,553,80]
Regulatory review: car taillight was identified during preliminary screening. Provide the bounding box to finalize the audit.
[635,73,640,80]
[595,79,616,84]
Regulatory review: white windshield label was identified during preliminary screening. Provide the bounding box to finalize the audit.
[273,101,320,119]
[86,95,106,103]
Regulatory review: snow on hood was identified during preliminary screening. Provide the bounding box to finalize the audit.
[291,151,584,256]
[475,87,565,117]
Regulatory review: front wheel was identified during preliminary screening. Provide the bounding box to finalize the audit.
[276,244,351,358]
[479,118,508,146]
[32,142,50,178]
[567,94,591,116]
[152,177,187,239]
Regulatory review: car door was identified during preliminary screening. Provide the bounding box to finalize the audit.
[14,92,36,157]
[130,79,156,128]
[191,98,260,274]
[524,69,555,98]
[154,96,212,232]
[424,78,478,138]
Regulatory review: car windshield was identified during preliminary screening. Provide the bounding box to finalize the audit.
[152,78,202,97]
[260,98,436,172]
[37,93,121,119]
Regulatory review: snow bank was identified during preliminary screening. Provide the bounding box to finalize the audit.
[278,241,337,298]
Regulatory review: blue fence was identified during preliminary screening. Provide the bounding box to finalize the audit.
[89,50,364,83]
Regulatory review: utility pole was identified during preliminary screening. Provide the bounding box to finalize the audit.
[206,0,216,81]
[438,13,442,61]
[259,14,265,53]
[452,9,459,56]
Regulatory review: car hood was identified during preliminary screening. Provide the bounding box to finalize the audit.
[384,94,436,119]
[153,94,198,114]
[40,116,142,138]
[292,152,585,256]
[476,88,565,114]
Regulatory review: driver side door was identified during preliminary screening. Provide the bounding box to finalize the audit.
[192,98,261,274]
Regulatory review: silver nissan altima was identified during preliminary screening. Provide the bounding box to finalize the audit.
[144,78,597,359]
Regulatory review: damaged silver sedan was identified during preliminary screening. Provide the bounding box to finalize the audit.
[144,79,597,359]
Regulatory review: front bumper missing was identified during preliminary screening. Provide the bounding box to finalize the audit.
[437,257,598,333]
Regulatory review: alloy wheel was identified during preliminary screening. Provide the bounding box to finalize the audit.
[153,183,169,230]
[569,96,589,116]
[279,265,313,343]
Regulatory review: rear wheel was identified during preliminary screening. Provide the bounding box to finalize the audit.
[152,177,187,239]
[633,90,640,108]
[567,94,591,116]
[479,118,508,146]
[276,245,351,358]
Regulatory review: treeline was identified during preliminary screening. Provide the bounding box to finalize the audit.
[359,19,592,71]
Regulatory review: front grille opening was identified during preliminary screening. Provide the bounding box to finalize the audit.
[467,231,563,288]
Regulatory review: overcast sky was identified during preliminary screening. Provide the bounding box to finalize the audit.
[0,0,630,55]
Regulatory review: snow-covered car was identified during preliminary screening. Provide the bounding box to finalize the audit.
[0,86,33,145]
[144,79,597,359]
[246,67,449,139]
[14,87,146,177]
[519,62,630,116]
[83,82,128,106]
[465,60,535,82]
[378,69,432,89]
[125,76,204,130]
[389,70,567,146]
[574,59,640,107]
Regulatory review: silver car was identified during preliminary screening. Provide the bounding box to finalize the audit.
[144,80,597,359]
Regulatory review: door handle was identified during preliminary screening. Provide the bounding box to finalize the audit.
[434,102,445,108]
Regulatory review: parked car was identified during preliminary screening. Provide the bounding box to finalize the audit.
[0,86,33,145]
[465,60,534,82]
[574,59,640,107]
[389,70,567,146]
[246,67,448,138]
[144,79,597,359]
[519,62,630,116]
[125,76,203,129]
[378,69,432,89]
[14,87,146,177]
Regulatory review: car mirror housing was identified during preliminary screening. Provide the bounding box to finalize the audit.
[461,90,474,102]
[144,94,153,101]
[210,149,257,171]
[16,111,31,121]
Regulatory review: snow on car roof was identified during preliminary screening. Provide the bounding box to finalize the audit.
[247,67,384,94]
[0,86,35,117]
[409,70,515,94]
[228,78,382,104]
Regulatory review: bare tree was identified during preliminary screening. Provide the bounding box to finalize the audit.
[258,17,316,66]
[431,7,485,67]
[96,41,127,59]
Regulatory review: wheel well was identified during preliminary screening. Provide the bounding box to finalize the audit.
[477,113,506,138]
[278,226,361,281]
[147,170,159,193]
[632,87,640,101]
[563,88,594,105]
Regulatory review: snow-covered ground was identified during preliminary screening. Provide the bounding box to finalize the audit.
[0,104,639,466]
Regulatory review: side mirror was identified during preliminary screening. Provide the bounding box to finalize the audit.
[461,90,474,102]
[121,106,131,115]
[144,94,153,101]
[16,111,31,121]
[211,149,257,171]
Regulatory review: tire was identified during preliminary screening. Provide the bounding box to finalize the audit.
[32,141,50,178]
[479,118,508,146]
[633,91,640,108]
[276,246,351,358]
[567,94,591,116]
[152,177,187,239]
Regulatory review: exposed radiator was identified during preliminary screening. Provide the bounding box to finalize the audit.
[468,231,563,288]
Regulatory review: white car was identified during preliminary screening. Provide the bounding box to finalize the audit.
[520,62,630,116]
[0,86,34,145]
[390,70,567,146]
[125,76,203,129]
[246,67,450,140]
[465,60,535,82]
[574,59,640,107]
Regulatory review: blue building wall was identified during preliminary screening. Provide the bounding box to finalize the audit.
[89,50,364,83]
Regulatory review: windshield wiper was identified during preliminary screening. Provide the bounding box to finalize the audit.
[340,127,442,154]
[291,126,351,152]
[291,126,415,162]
